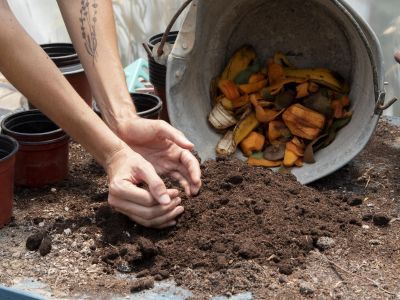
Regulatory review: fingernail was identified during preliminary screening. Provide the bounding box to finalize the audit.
[169,221,177,227]
[159,194,171,205]
[175,197,182,204]
[177,206,185,214]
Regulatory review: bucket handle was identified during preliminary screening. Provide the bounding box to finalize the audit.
[142,0,194,59]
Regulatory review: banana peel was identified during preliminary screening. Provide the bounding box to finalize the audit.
[222,45,257,81]
[216,131,236,156]
[233,112,260,145]
[283,68,349,94]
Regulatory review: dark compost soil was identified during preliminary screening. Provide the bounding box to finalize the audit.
[1,119,399,299]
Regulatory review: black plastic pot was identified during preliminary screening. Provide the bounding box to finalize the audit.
[147,31,179,122]
[93,93,162,120]
[1,110,69,187]
[0,135,18,228]
[29,43,92,108]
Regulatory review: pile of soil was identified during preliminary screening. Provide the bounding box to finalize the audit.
[90,158,360,294]
[1,119,399,299]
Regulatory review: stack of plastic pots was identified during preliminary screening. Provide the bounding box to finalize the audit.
[1,110,69,187]
[29,43,92,108]
[146,31,179,122]
[93,93,162,120]
[0,135,18,228]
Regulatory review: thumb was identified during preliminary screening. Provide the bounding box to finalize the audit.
[158,123,194,150]
[141,163,171,205]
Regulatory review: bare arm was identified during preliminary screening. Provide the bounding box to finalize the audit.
[57,0,202,196]
[0,0,122,166]
[0,0,185,228]
[57,0,136,133]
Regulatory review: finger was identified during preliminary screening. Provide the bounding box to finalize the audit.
[154,220,177,229]
[170,171,191,195]
[179,150,202,195]
[123,205,185,228]
[112,196,182,221]
[139,163,171,205]
[109,179,157,207]
[157,122,194,150]
[109,174,179,208]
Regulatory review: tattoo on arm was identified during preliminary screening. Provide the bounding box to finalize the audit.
[80,0,98,61]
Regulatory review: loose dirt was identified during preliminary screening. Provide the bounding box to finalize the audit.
[0,119,399,299]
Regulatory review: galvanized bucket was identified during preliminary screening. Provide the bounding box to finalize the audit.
[167,0,397,184]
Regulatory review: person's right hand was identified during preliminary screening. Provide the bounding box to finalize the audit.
[105,144,184,229]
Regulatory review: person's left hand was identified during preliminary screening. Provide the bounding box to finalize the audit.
[116,117,202,196]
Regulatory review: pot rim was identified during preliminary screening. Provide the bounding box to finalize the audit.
[94,93,163,117]
[1,109,64,139]
[17,134,69,147]
[0,134,19,163]
[131,93,163,116]
[147,31,179,49]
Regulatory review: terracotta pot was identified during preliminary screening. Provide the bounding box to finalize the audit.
[147,31,179,122]
[30,43,92,108]
[93,93,162,120]
[0,135,18,228]
[1,110,69,187]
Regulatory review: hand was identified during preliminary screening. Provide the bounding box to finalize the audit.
[106,144,184,228]
[116,117,202,196]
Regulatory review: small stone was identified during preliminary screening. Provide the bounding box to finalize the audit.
[64,228,72,235]
[362,225,370,230]
[316,237,335,251]
[373,215,390,227]
[137,237,158,258]
[39,237,52,256]
[369,239,382,245]
[26,232,45,251]
[130,277,154,293]
[269,283,279,291]
[238,241,260,259]
[216,255,228,269]
[213,242,226,253]
[253,205,264,215]
[362,214,373,221]
[12,252,21,258]
[278,275,287,284]
[153,274,163,281]
[116,263,132,274]
[347,196,363,206]
[227,175,243,185]
[64,207,69,212]
[158,270,169,279]
[299,281,315,295]
[278,264,293,275]
[136,269,150,278]
[38,222,45,228]
[51,188,57,193]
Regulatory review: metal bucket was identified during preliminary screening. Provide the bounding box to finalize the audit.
[167,0,396,184]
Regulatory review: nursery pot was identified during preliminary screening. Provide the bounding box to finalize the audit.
[93,93,162,120]
[147,31,179,122]
[29,43,92,108]
[0,135,18,228]
[167,0,397,184]
[1,110,69,187]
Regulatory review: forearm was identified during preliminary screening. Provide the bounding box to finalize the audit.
[0,2,124,167]
[57,0,136,132]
